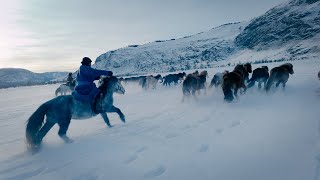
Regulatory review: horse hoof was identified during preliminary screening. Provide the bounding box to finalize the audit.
[120,116,126,123]
[61,135,74,143]
[66,139,74,143]
[28,144,41,154]
[108,125,114,128]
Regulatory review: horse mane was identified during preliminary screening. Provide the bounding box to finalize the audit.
[279,63,294,74]
[199,70,208,76]
[98,77,112,95]
[244,63,252,73]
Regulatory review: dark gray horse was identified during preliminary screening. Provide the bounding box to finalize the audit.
[247,66,269,89]
[26,76,125,151]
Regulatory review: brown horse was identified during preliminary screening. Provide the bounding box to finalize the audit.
[222,72,246,102]
[265,63,294,92]
[222,63,251,102]
[222,63,252,102]
[234,63,252,82]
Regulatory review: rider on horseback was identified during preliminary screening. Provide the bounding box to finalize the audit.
[66,73,74,87]
[72,57,113,104]
[66,73,75,87]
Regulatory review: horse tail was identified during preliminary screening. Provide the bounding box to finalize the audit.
[25,101,51,147]
[55,87,60,96]
[265,70,276,92]
[209,78,215,88]
[222,75,234,102]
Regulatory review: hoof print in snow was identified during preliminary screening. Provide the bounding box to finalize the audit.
[198,118,210,124]
[136,146,148,153]
[182,125,191,130]
[216,129,224,134]
[123,155,138,164]
[165,133,178,139]
[199,144,209,152]
[7,167,46,180]
[230,121,241,127]
[144,166,166,178]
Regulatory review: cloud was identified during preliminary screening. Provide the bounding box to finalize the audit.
[2,0,284,72]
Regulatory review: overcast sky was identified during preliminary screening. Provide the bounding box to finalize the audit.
[0,0,284,72]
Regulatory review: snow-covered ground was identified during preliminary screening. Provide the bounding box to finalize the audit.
[0,60,319,180]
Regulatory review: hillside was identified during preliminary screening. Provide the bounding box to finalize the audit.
[0,68,68,88]
[94,0,320,76]
[94,22,247,76]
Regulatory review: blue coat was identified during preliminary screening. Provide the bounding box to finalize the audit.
[72,65,112,103]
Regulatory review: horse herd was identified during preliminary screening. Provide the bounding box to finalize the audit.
[115,62,295,102]
[28,62,297,152]
[54,63,296,102]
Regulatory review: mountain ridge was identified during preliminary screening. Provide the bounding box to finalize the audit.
[0,68,68,89]
[94,0,320,76]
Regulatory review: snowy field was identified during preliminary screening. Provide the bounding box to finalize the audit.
[0,60,320,180]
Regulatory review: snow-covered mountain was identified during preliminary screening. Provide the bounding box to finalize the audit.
[0,68,68,89]
[235,0,320,53]
[94,0,320,76]
[94,22,247,76]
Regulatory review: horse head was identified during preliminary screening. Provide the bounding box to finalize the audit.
[244,63,252,73]
[99,76,125,95]
[154,74,162,81]
[70,79,76,87]
[280,63,294,74]
[200,70,208,78]
[261,66,269,72]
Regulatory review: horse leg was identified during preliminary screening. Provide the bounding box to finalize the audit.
[282,82,286,91]
[192,89,198,101]
[258,81,262,89]
[58,118,73,143]
[234,88,239,99]
[182,89,190,103]
[276,81,281,88]
[36,122,55,144]
[101,113,112,127]
[107,105,126,123]
[240,83,246,95]
[204,83,207,95]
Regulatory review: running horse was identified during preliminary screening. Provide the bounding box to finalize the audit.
[26,76,125,152]
[55,80,76,96]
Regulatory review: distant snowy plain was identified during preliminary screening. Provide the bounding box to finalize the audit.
[0,59,319,180]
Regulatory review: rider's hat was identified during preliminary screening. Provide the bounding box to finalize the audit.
[81,57,92,66]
